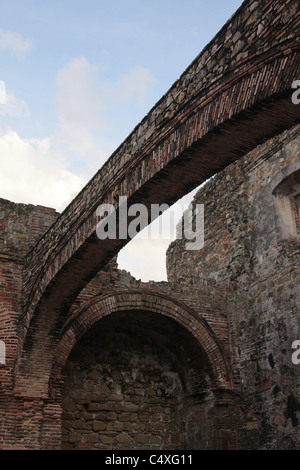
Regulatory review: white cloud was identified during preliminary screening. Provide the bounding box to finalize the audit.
[0,130,84,212]
[115,189,199,281]
[0,57,160,280]
[115,66,156,107]
[0,90,30,118]
[56,57,109,155]
[83,144,119,176]
[0,81,6,105]
[0,28,33,57]
[56,57,155,161]
[118,238,170,282]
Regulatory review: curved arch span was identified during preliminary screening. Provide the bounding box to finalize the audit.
[15,291,234,397]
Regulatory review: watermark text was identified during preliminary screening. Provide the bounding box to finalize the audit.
[292,80,300,105]
[96,196,204,250]
[0,340,6,365]
[291,340,300,365]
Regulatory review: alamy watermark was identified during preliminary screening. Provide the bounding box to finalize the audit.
[291,340,300,365]
[0,340,5,365]
[96,196,204,250]
[292,80,300,105]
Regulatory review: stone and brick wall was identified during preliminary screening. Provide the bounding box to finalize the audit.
[20,0,300,360]
[167,124,300,449]
[0,198,59,257]
[59,306,243,450]
[0,197,241,450]
[0,198,59,380]
[0,199,60,449]
[61,319,185,450]
[0,0,299,451]
[0,126,299,449]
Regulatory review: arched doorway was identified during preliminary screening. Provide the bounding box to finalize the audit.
[60,308,229,450]
[51,292,238,450]
[61,311,194,450]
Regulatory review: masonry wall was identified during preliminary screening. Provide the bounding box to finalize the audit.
[60,308,244,450]
[0,199,59,449]
[61,318,185,450]
[0,197,243,450]
[0,124,299,449]
[167,124,300,449]
[0,198,59,384]
[22,0,300,340]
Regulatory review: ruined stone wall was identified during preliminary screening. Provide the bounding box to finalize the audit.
[0,198,59,386]
[21,0,300,343]
[61,320,185,450]
[60,307,244,451]
[1,125,299,449]
[0,198,59,257]
[0,199,59,449]
[0,196,241,450]
[167,124,300,449]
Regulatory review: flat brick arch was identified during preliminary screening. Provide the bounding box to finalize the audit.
[16,0,300,395]
[37,292,233,398]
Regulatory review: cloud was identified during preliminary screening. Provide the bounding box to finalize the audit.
[0,90,30,118]
[118,238,170,282]
[0,57,159,279]
[0,81,5,105]
[115,66,156,107]
[0,28,33,57]
[0,130,84,212]
[56,57,109,155]
[117,190,199,281]
[56,57,155,162]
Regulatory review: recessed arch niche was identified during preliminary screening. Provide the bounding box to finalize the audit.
[60,307,227,450]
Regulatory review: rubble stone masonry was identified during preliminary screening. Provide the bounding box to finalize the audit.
[0,125,299,449]
[0,0,299,450]
[168,124,300,449]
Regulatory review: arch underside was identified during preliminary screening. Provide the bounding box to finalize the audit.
[59,308,232,450]
[21,47,300,347]
[15,291,233,398]
[17,91,300,388]
[15,3,300,398]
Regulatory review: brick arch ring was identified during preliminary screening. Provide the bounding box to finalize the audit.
[49,291,234,396]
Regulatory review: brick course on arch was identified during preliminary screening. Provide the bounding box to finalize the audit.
[1,0,300,450]
[20,0,300,355]
[14,0,300,394]
[49,291,233,398]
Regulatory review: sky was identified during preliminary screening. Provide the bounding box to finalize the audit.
[0,0,243,281]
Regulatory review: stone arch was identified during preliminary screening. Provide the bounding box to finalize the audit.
[16,0,300,399]
[50,291,233,394]
[46,291,237,450]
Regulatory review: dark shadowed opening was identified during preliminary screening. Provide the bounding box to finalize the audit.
[61,310,218,450]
